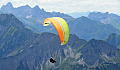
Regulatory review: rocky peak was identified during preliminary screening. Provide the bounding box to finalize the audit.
[1,2,14,12]
[33,5,40,10]
[24,5,31,8]
[6,2,13,8]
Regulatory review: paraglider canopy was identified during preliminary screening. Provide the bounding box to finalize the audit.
[43,17,69,45]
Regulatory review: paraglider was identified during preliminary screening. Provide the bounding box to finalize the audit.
[50,57,56,63]
[43,17,69,45]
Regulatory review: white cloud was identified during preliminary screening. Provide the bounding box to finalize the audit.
[0,0,120,15]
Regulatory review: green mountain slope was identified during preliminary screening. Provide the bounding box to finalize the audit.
[105,33,120,49]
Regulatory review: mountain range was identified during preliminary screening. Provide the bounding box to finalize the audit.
[88,12,120,30]
[0,2,73,23]
[1,2,120,41]
[0,14,120,70]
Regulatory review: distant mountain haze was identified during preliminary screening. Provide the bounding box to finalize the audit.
[88,12,120,30]
[67,12,90,18]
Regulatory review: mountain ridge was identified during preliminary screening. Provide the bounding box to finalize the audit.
[0,2,73,23]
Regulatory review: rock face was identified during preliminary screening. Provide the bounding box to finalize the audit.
[68,16,120,40]
[0,14,34,59]
[0,14,120,70]
[79,39,120,65]
[88,12,120,30]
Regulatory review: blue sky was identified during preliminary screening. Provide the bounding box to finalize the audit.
[0,0,120,15]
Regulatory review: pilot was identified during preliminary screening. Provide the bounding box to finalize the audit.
[50,57,56,63]
[45,23,49,24]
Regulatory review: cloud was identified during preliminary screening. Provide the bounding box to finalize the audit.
[0,0,120,15]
